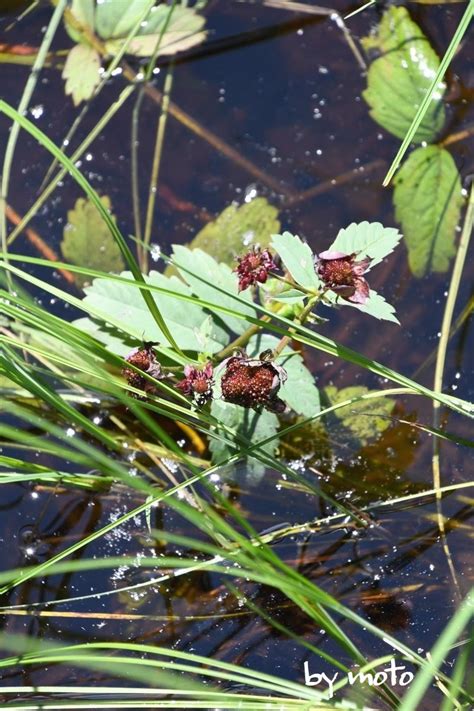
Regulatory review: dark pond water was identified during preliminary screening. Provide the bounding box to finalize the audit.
[0,0,473,708]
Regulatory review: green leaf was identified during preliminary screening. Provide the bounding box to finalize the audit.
[171,245,257,336]
[103,5,206,57]
[325,386,395,445]
[271,232,319,290]
[76,271,229,353]
[209,399,279,486]
[329,221,402,268]
[62,45,101,106]
[187,198,280,266]
[247,334,321,418]
[61,196,125,286]
[321,287,399,324]
[269,289,306,304]
[393,145,464,277]
[362,7,445,142]
[64,0,95,44]
[95,0,149,40]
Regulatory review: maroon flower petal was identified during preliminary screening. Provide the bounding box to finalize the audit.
[235,246,277,292]
[177,363,214,406]
[348,277,370,304]
[315,249,371,303]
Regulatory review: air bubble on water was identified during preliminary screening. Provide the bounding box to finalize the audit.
[65,427,76,437]
[318,66,328,74]
[85,153,93,161]
[150,244,161,262]
[153,67,160,75]
[162,457,178,473]
[30,105,44,120]
[244,184,258,203]
[210,473,220,483]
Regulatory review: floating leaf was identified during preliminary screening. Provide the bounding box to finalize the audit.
[95,0,148,39]
[325,386,395,445]
[362,7,445,142]
[171,245,257,336]
[103,5,206,57]
[65,0,95,44]
[61,196,124,286]
[188,198,280,266]
[393,145,463,277]
[247,334,320,418]
[329,222,402,268]
[209,399,279,486]
[271,232,319,290]
[62,44,101,106]
[75,271,228,352]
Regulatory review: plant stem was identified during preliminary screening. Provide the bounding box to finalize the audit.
[273,293,322,357]
[141,64,174,274]
[0,0,68,292]
[432,184,474,601]
[215,318,271,361]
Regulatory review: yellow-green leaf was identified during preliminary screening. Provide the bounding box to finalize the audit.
[191,198,280,266]
[362,7,445,142]
[393,146,464,277]
[62,44,101,106]
[325,386,395,445]
[61,196,125,287]
[103,5,206,58]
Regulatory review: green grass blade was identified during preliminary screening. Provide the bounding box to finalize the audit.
[383,1,474,186]
[0,100,182,354]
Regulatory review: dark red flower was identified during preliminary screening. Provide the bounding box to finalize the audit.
[315,250,371,304]
[220,351,287,412]
[235,246,277,292]
[177,362,214,406]
[122,343,162,396]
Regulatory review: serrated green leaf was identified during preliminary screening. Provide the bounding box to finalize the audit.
[62,45,101,106]
[187,198,280,266]
[329,221,402,268]
[75,270,228,352]
[325,386,395,445]
[271,232,319,290]
[362,7,445,142]
[209,399,279,486]
[171,245,257,336]
[248,334,321,418]
[61,196,124,287]
[322,288,399,324]
[393,145,463,277]
[103,5,206,57]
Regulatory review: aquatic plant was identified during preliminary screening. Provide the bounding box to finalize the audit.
[0,1,473,710]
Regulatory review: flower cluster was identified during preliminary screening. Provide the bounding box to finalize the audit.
[220,350,287,413]
[235,246,277,292]
[177,363,214,406]
[315,250,370,304]
[122,343,162,397]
